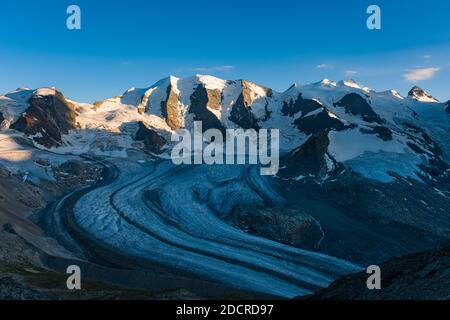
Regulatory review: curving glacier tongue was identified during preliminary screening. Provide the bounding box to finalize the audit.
[71,158,360,298]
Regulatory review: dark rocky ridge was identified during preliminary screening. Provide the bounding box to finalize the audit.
[310,245,450,300]
[293,109,347,135]
[281,93,322,117]
[280,132,341,178]
[446,101,450,114]
[10,90,78,148]
[229,80,262,130]
[135,122,166,154]
[189,84,225,132]
[334,93,383,124]
[360,126,393,141]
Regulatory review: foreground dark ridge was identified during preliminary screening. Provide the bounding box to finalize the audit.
[310,245,450,300]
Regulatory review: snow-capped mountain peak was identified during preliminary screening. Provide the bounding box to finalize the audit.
[34,87,58,97]
[318,79,337,87]
[337,79,361,89]
[408,86,439,103]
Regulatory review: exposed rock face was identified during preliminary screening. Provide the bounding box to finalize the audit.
[403,122,443,156]
[205,87,222,111]
[294,109,347,135]
[229,81,260,129]
[446,101,450,114]
[408,86,439,103]
[230,204,324,250]
[10,90,78,148]
[229,94,259,130]
[334,93,383,124]
[92,101,104,111]
[310,246,450,300]
[135,122,166,154]
[160,84,182,130]
[0,112,4,128]
[53,160,104,190]
[360,126,393,141]
[281,93,322,117]
[280,132,340,178]
[189,85,224,132]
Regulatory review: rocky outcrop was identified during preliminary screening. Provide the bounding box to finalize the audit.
[229,80,262,130]
[0,111,4,128]
[205,87,222,111]
[10,90,78,148]
[280,132,340,178]
[189,84,224,132]
[281,93,322,117]
[294,109,347,135]
[446,101,450,114]
[360,126,393,141]
[160,84,182,130]
[334,93,383,124]
[229,94,259,130]
[310,246,450,300]
[230,204,324,250]
[135,122,166,154]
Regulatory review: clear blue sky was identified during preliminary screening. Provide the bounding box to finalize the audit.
[0,0,449,102]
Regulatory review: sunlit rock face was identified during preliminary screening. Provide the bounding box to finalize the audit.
[11,89,78,148]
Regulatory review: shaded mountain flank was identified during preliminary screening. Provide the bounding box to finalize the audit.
[334,93,384,124]
[134,122,166,154]
[189,84,224,132]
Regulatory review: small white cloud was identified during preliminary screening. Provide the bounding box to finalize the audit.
[345,70,358,76]
[191,65,234,72]
[424,55,432,61]
[316,64,328,69]
[404,67,440,82]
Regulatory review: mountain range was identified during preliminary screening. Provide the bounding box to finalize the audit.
[1,75,450,299]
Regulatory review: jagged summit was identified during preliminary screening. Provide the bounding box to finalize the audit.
[408,86,439,103]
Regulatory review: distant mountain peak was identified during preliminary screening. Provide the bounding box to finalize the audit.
[337,79,361,89]
[318,79,337,87]
[408,86,439,103]
[34,87,58,97]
